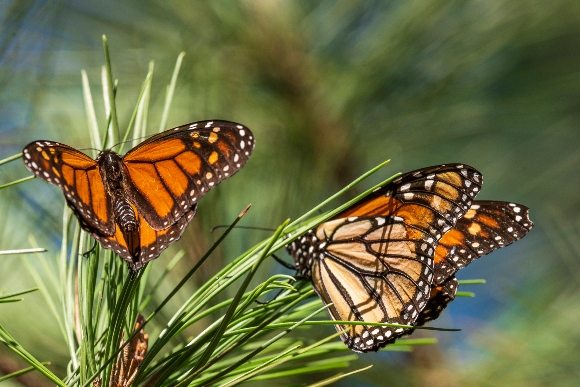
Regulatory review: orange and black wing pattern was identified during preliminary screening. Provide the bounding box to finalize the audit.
[122,120,254,230]
[22,120,254,270]
[89,205,197,270]
[415,200,534,324]
[433,200,533,285]
[287,164,483,352]
[22,141,115,235]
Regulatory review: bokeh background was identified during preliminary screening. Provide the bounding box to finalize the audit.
[1,1,579,386]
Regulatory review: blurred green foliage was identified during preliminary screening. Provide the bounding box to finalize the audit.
[0,1,579,386]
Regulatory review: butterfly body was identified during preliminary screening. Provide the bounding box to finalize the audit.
[286,164,533,352]
[95,150,141,264]
[23,120,254,271]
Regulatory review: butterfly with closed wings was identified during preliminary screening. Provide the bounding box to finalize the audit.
[286,164,533,352]
[23,120,254,272]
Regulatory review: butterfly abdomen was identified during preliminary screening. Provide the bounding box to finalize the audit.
[113,196,140,259]
[113,198,138,230]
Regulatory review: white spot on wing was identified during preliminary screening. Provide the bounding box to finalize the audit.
[400,183,411,192]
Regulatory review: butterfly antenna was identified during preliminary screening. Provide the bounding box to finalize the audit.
[110,133,154,152]
[78,147,102,154]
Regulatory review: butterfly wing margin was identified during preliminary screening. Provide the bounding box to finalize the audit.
[433,201,534,285]
[415,277,459,325]
[22,141,115,235]
[122,120,254,230]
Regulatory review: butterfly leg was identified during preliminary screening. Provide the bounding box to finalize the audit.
[82,240,99,258]
[271,254,297,271]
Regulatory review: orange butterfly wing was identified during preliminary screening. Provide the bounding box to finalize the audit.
[433,200,534,285]
[90,204,196,270]
[415,200,534,324]
[122,120,254,230]
[287,164,483,352]
[22,142,115,235]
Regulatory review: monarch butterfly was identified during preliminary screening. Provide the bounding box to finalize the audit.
[23,120,254,271]
[286,164,533,352]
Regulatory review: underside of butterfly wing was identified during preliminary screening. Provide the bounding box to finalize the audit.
[286,164,486,351]
[290,216,436,352]
[433,201,534,285]
[415,276,458,325]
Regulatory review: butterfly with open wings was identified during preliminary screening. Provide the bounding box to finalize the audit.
[286,164,533,352]
[23,120,254,272]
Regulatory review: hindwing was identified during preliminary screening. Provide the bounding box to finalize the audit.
[89,205,197,271]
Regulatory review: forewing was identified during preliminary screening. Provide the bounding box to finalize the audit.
[90,203,197,271]
[310,216,434,352]
[122,120,254,230]
[340,164,482,241]
[433,201,534,285]
[22,141,115,235]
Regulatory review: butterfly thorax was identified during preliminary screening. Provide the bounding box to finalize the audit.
[97,151,140,261]
[286,230,324,279]
[96,151,126,193]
